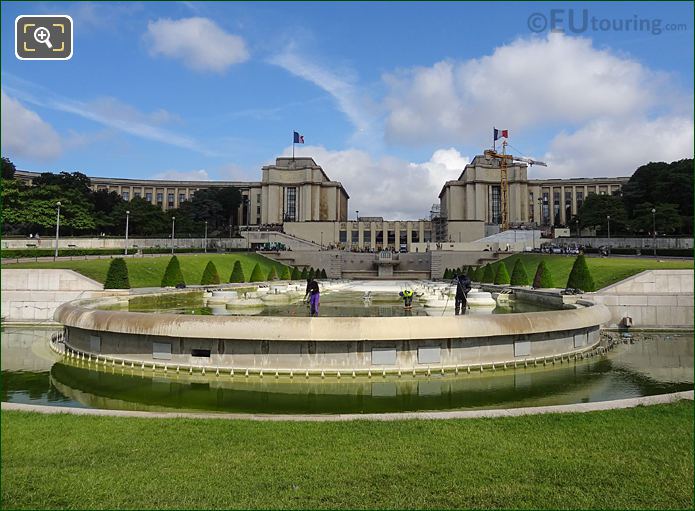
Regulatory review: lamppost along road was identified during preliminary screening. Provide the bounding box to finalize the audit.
[204,220,208,254]
[652,208,657,257]
[171,216,176,255]
[124,210,130,256]
[606,215,610,256]
[54,201,61,261]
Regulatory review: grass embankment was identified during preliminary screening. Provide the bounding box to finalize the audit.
[490,254,692,289]
[2,253,290,288]
[2,402,693,509]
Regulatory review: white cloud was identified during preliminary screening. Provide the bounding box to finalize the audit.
[145,17,249,73]
[383,32,679,146]
[1,90,62,161]
[287,145,468,219]
[152,169,210,181]
[539,116,695,179]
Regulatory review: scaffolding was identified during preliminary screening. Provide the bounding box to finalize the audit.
[430,204,448,242]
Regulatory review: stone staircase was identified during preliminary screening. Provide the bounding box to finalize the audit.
[241,230,321,251]
[430,251,444,280]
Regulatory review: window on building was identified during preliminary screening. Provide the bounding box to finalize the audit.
[121,191,129,201]
[424,230,432,242]
[553,191,561,226]
[576,191,584,211]
[411,230,419,243]
[168,193,175,208]
[156,192,163,205]
[363,231,371,243]
[285,187,297,221]
[541,191,549,225]
[491,185,501,224]
[339,231,347,243]
[565,191,572,223]
[179,193,186,203]
[375,231,383,246]
[256,206,261,215]
[387,230,395,245]
[351,231,359,243]
[529,192,534,222]
[134,192,141,199]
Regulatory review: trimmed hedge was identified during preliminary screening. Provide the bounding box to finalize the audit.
[532,261,554,289]
[161,256,185,287]
[494,263,511,285]
[1,247,206,259]
[510,259,530,286]
[291,266,301,280]
[229,261,245,283]
[249,263,265,282]
[481,264,495,283]
[566,254,596,292]
[267,266,278,280]
[280,266,292,280]
[200,261,221,285]
[300,267,308,279]
[320,269,327,279]
[308,267,316,280]
[103,258,130,289]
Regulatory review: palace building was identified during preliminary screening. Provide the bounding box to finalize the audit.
[16,155,629,250]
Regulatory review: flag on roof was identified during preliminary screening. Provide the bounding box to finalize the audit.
[293,131,304,144]
[493,128,508,141]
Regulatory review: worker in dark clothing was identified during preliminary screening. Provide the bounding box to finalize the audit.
[453,272,472,315]
[304,279,320,317]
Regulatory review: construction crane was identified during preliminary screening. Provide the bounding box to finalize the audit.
[484,140,547,231]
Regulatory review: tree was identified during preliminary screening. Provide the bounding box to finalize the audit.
[466,266,476,279]
[576,194,628,234]
[473,266,484,282]
[161,256,185,287]
[111,198,168,237]
[481,264,495,283]
[320,269,327,279]
[291,266,301,280]
[2,157,16,179]
[104,258,130,289]
[229,260,245,283]
[280,266,292,280]
[200,261,221,285]
[267,266,278,280]
[510,259,530,286]
[308,267,315,280]
[443,268,451,279]
[631,202,682,235]
[532,261,554,289]
[566,254,595,292]
[300,267,308,279]
[249,263,265,282]
[494,263,510,285]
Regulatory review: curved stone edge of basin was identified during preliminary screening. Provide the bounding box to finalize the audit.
[3,390,692,422]
[54,295,611,342]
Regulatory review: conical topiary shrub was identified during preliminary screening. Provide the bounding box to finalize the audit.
[291,266,301,280]
[200,260,220,285]
[466,266,476,279]
[532,260,554,289]
[267,266,278,280]
[494,263,511,285]
[566,254,595,292]
[308,267,315,280]
[481,264,495,283]
[320,269,327,279]
[229,260,245,283]
[443,268,451,279]
[161,255,185,287]
[249,263,265,282]
[510,259,530,286]
[104,257,130,289]
[473,266,484,282]
[300,267,308,279]
[281,266,292,280]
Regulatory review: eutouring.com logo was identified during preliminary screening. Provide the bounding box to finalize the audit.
[527,9,688,35]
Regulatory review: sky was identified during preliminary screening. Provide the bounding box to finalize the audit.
[2,1,693,219]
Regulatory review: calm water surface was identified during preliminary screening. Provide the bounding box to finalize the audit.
[2,327,692,414]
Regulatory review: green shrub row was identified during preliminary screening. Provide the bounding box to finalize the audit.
[473,256,597,291]
[2,247,205,259]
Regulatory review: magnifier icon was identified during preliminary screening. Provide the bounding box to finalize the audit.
[34,26,53,49]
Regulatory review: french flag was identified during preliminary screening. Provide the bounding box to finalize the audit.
[493,128,508,141]
[293,131,304,144]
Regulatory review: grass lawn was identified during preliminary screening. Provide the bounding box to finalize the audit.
[489,254,692,290]
[1,402,693,509]
[1,253,294,288]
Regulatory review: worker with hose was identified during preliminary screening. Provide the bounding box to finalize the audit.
[304,278,321,317]
[453,271,472,315]
[399,288,414,310]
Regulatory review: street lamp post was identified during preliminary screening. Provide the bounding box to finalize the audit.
[320,231,323,250]
[204,221,208,253]
[356,210,359,222]
[536,197,543,250]
[244,197,250,252]
[606,215,610,256]
[124,210,130,256]
[651,208,657,257]
[54,201,61,261]
[171,216,176,255]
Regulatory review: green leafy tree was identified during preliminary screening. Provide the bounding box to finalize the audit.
[111,198,168,237]
[494,263,511,285]
[532,261,554,289]
[104,258,130,289]
[229,260,245,283]
[280,266,292,280]
[481,264,495,283]
[2,157,16,179]
[630,202,682,235]
[510,259,530,286]
[200,261,221,285]
[161,256,185,287]
[267,266,278,280]
[566,255,596,292]
[249,263,265,282]
[576,194,628,234]
[291,266,301,280]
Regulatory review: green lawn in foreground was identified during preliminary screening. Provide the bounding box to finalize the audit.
[2,253,292,287]
[488,254,692,289]
[1,402,692,509]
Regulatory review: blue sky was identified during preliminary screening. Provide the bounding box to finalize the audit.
[2,1,693,218]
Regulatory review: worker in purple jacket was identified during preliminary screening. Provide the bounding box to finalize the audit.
[304,279,321,317]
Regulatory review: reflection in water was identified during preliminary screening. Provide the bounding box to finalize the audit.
[2,328,692,414]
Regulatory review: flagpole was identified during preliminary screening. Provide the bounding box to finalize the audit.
[292,131,295,162]
[493,127,496,152]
